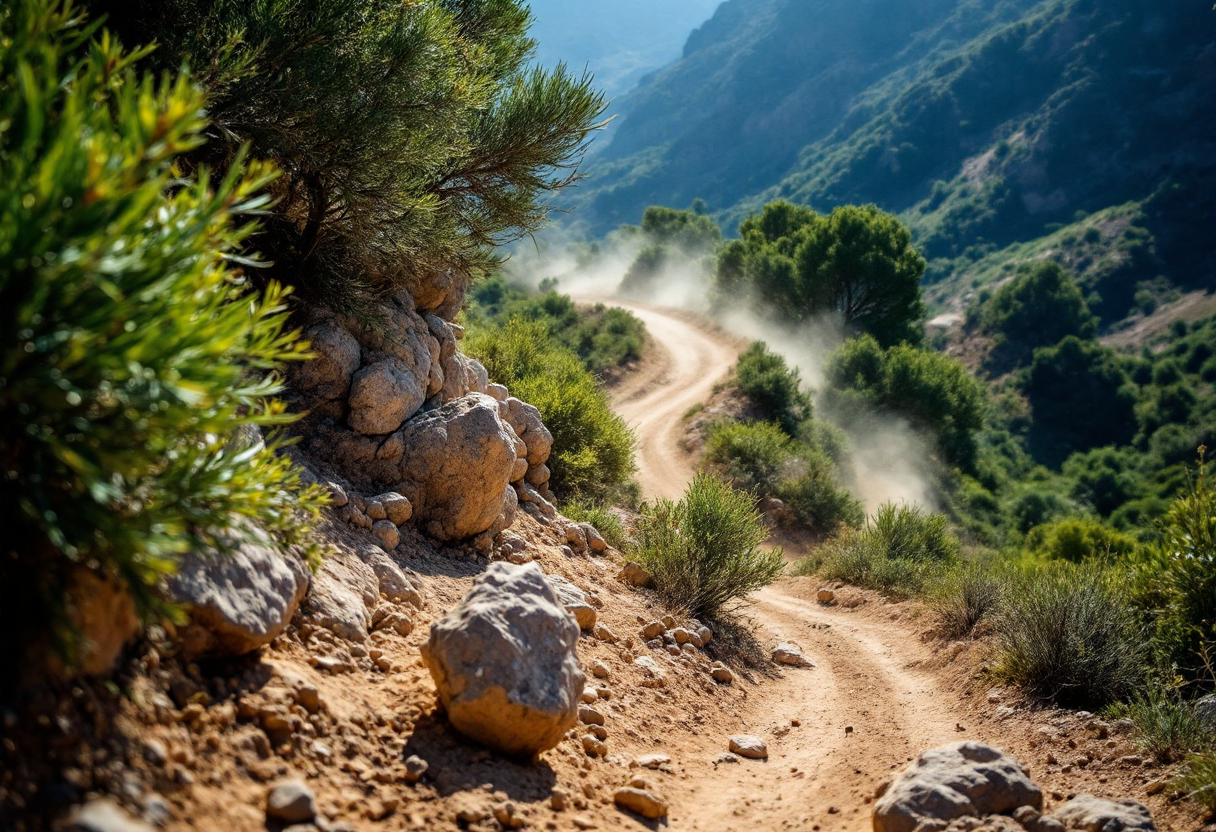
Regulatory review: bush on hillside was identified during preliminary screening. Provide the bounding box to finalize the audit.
[734,342,812,434]
[816,503,960,597]
[465,318,634,501]
[929,561,1007,639]
[704,421,791,494]
[993,564,1145,707]
[1025,518,1140,563]
[979,262,1098,366]
[620,205,722,295]
[91,0,607,311]
[1178,752,1216,814]
[1111,689,1215,764]
[0,0,323,665]
[823,334,985,470]
[775,450,865,535]
[636,474,784,619]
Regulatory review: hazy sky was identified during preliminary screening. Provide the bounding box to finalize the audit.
[526,0,721,99]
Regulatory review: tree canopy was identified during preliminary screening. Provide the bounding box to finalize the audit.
[717,201,926,347]
[980,262,1098,366]
[619,204,722,295]
[88,0,608,312]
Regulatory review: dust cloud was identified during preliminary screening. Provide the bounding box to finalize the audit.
[502,237,942,513]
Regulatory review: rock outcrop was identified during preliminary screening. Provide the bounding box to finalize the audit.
[421,562,584,757]
[873,742,1042,832]
[1050,795,1156,832]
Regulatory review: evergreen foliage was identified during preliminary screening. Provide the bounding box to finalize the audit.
[823,334,985,470]
[717,202,927,347]
[636,473,784,619]
[733,342,811,434]
[619,205,722,295]
[979,262,1098,367]
[0,0,323,663]
[90,0,608,310]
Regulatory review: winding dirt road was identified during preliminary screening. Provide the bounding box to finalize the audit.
[598,299,966,831]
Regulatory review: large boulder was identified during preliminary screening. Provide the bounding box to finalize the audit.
[290,321,361,403]
[347,359,427,435]
[165,524,310,660]
[396,393,519,540]
[873,742,1042,832]
[421,562,584,757]
[1048,795,1156,832]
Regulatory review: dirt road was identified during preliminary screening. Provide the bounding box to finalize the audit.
[598,300,966,831]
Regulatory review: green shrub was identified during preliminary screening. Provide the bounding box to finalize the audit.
[993,565,1146,706]
[465,318,635,501]
[1110,689,1215,764]
[1178,751,1216,814]
[930,562,1007,639]
[869,502,962,563]
[734,342,811,434]
[1025,518,1140,563]
[775,449,865,534]
[560,499,629,551]
[636,474,784,619]
[704,421,791,493]
[980,262,1098,366]
[0,0,324,665]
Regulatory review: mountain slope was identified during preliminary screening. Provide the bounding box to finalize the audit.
[574,0,1216,322]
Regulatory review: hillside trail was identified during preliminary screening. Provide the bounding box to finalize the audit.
[593,298,968,831]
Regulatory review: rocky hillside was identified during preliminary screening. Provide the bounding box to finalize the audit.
[575,0,1216,324]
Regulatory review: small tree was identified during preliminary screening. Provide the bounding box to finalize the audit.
[717,201,926,346]
[980,262,1098,366]
[636,474,784,619]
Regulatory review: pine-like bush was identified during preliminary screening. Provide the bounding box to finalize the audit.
[0,0,324,665]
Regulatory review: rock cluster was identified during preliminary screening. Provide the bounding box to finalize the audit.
[421,562,584,757]
[635,615,723,683]
[873,742,1157,832]
[290,294,557,547]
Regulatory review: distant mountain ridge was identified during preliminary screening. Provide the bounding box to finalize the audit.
[574,0,1216,323]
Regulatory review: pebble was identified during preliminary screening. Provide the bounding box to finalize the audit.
[593,624,618,643]
[402,755,428,784]
[366,501,387,521]
[636,753,671,769]
[590,660,611,679]
[266,780,317,824]
[579,687,598,704]
[582,735,607,757]
[661,615,676,629]
[698,625,713,645]
[142,739,168,767]
[613,787,668,819]
[641,621,665,640]
[729,735,769,759]
[710,663,734,683]
[817,588,836,603]
[716,753,740,764]
[371,520,400,551]
[578,705,605,726]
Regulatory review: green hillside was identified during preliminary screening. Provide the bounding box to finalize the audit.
[577,0,1216,324]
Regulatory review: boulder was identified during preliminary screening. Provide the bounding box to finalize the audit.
[347,358,427,436]
[873,742,1041,832]
[729,735,769,759]
[299,547,379,642]
[1048,795,1156,832]
[65,568,139,676]
[618,561,653,588]
[581,523,609,553]
[421,562,584,757]
[291,321,361,402]
[503,397,553,467]
[165,525,310,660]
[772,642,814,668]
[546,574,597,631]
[1195,694,1216,729]
[396,394,519,541]
[266,780,317,824]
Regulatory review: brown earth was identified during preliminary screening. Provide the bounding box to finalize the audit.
[1,304,1208,832]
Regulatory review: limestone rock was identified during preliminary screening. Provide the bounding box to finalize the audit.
[65,568,139,676]
[60,798,155,832]
[711,663,734,683]
[300,547,379,642]
[772,642,814,668]
[291,321,361,402]
[165,525,310,660]
[372,520,400,551]
[633,656,667,688]
[614,787,668,819]
[1048,795,1156,832]
[396,394,518,540]
[421,562,584,757]
[486,382,509,402]
[348,358,427,436]
[547,574,597,631]
[266,780,317,824]
[729,735,768,759]
[581,523,608,553]
[872,742,1042,832]
[618,561,653,588]
[376,492,413,525]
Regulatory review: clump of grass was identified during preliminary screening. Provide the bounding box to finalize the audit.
[561,499,630,551]
[992,564,1146,707]
[1178,751,1216,814]
[930,561,1007,639]
[635,473,784,619]
[1109,688,1215,764]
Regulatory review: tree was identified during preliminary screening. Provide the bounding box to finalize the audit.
[620,205,722,295]
[87,0,608,313]
[823,335,986,470]
[0,0,323,668]
[1022,336,1138,465]
[717,201,926,346]
[980,262,1098,367]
